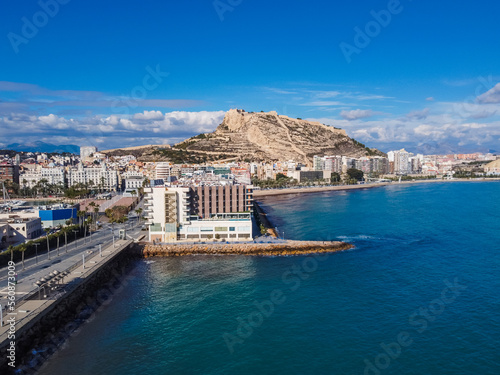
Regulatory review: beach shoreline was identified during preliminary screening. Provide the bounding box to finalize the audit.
[253,178,500,197]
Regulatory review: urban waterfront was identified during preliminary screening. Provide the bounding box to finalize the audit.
[39,182,500,375]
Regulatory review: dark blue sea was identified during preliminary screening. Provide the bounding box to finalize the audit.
[40,181,500,375]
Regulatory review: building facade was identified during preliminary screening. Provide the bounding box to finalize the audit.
[0,162,19,184]
[68,165,118,191]
[37,204,78,228]
[144,185,254,242]
[20,167,66,188]
[0,215,42,243]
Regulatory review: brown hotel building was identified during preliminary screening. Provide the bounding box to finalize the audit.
[189,185,254,218]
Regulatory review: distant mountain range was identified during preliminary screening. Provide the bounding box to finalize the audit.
[5,141,79,154]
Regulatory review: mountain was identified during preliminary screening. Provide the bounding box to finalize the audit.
[6,141,79,154]
[173,109,384,166]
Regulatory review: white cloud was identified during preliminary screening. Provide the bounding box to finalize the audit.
[301,101,345,107]
[405,108,429,120]
[0,110,226,149]
[476,82,500,103]
[340,109,377,120]
[133,110,165,121]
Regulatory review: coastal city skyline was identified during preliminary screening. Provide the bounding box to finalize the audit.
[2,1,500,153]
[1,1,499,374]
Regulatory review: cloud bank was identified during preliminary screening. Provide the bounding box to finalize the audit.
[0,110,226,150]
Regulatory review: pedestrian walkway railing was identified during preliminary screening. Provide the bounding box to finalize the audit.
[0,239,131,344]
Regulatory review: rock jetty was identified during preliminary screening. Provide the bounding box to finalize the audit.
[142,240,354,257]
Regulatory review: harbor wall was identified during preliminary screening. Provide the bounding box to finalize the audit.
[0,242,141,374]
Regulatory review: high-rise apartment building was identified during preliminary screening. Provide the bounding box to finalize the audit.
[144,184,254,242]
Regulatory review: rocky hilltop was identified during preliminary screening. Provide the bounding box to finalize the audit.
[175,109,383,166]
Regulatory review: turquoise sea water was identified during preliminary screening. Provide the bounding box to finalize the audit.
[40,182,500,375]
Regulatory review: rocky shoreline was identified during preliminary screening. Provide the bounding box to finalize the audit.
[142,240,354,257]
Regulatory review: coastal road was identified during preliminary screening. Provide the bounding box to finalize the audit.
[0,217,144,303]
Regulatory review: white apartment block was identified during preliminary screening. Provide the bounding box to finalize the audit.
[121,171,146,190]
[20,167,66,188]
[124,176,146,190]
[68,165,118,191]
[155,163,171,181]
[389,149,412,174]
[144,186,191,242]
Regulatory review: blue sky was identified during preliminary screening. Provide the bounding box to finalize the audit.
[1,0,500,153]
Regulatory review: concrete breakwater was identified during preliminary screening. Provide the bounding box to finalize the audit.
[142,240,354,257]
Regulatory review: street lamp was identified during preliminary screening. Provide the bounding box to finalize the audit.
[72,230,78,250]
[111,229,115,248]
[33,243,40,264]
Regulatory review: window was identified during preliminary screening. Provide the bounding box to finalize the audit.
[200,228,213,232]
[215,227,228,232]
[238,226,251,232]
[229,227,235,231]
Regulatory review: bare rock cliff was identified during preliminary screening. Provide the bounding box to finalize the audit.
[175,109,383,166]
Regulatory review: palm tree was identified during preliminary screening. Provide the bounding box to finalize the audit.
[20,244,27,270]
[62,226,69,253]
[135,208,143,226]
[93,206,99,230]
[84,207,89,242]
[86,217,91,240]
[77,210,85,229]
[8,245,14,262]
[105,208,113,219]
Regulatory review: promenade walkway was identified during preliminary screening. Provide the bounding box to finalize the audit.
[0,239,132,346]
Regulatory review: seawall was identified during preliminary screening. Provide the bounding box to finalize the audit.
[253,201,278,237]
[142,240,354,257]
[0,241,141,374]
